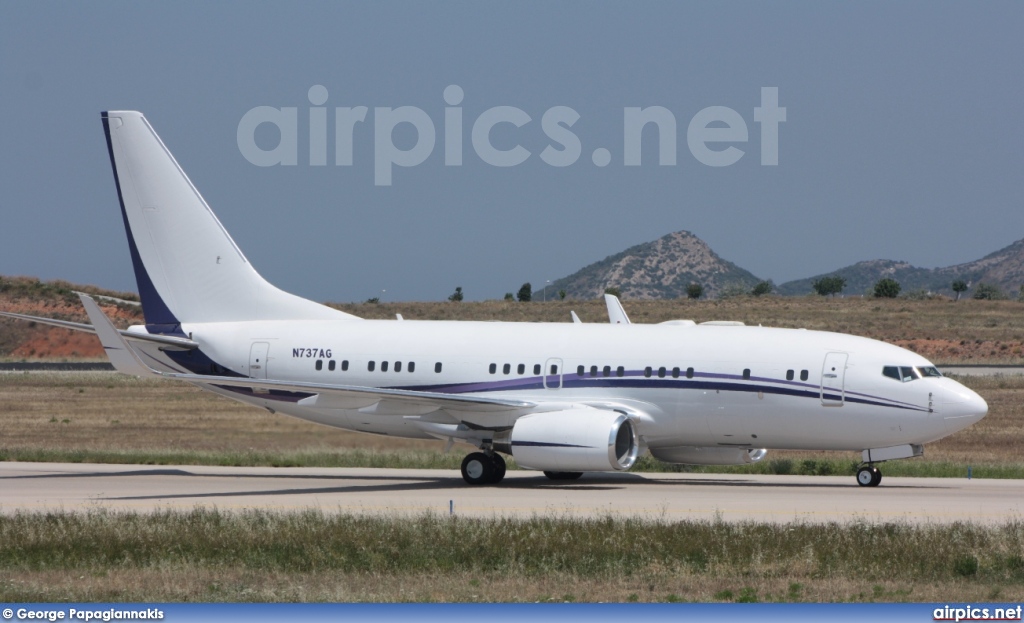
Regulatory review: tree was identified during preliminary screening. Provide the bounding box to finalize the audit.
[503,292,514,301]
[604,286,621,297]
[516,282,532,302]
[873,278,901,299]
[951,279,969,301]
[686,283,704,300]
[812,275,846,297]
[448,286,463,302]
[1019,285,1024,301]
[972,283,1006,300]
[751,280,774,297]
[365,297,380,304]
[558,289,567,300]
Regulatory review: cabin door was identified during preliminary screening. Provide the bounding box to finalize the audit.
[820,352,847,406]
[543,358,563,389]
[249,342,270,380]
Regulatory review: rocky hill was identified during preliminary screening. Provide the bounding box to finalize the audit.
[778,238,1024,297]
[0,276,142,359]
[538,231,763,300]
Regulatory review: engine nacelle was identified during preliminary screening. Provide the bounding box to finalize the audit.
[494,409,639,472]
[649,446,767,465]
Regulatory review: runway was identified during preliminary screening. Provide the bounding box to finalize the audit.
[1,462,1021,524]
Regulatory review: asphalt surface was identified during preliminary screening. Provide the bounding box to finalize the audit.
[0,462,1020,524]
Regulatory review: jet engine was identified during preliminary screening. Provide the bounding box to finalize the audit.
[649,446,767,465]
[494,409,639,472]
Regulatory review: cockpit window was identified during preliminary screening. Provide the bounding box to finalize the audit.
[883,365,923,382]
[917,366,942,378]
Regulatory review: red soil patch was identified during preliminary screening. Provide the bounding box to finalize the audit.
[12,327,104,358]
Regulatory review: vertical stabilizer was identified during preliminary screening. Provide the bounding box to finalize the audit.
[101,111,356,327]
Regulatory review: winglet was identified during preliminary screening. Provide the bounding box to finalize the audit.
[77,293,157,377]
[570,310,582,324]
[604,294,631,325]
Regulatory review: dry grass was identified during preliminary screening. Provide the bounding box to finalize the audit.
[0,509,1021,602]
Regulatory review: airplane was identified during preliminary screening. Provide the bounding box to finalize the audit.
[0,111,988,487]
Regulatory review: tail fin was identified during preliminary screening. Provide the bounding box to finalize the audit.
[101,111,356,328]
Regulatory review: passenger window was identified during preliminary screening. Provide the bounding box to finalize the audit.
[800,370,808,381]
[408,362,415,373]
[503,363,511,375]
[381,361,389,372]
[603,365,611,377]
[617,366,624,377]
[686,367,694,379]
[517,364,525,375]
[882,366,901,381]
[658,367,666,378]
[341,360,349,371]
[435,362,442,373]
[742,368,750,380]
[786,369,794,381]
[395,361,402,373]
[577,365,585,376]
[489,363,497,374]
[368,361,376,372]
[672,367,680,378]
[644,367,652,378]
[315,360,323,371]
[590,365,598,377]
[534,364,541,375]
[328,360,336,372]
[550,364,558,375]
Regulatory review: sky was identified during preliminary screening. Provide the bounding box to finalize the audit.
[1,1,1022,302]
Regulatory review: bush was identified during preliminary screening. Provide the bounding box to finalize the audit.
[953,555,979,577]
[973,283,1006,300]
[873,278,901,298]
[751,280,774,297]
[686,283,704,300]
[768,459,794,475]
[503,293,514,301]
[517,283,532,302]
[448,286,463,302]
[812,275,846,297]
[604,286,620,297]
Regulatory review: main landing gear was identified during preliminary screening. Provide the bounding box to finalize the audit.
[856,464,882,487]
[461,452,507,485]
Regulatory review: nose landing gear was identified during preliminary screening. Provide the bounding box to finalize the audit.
[856,464,882,487]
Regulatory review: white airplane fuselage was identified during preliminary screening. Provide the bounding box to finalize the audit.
[130,317,986,454]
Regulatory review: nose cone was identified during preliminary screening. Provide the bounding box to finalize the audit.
[938,379,988,433]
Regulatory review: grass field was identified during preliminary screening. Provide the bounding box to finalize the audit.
[0,372,1021,477]
[0,509,1021,602]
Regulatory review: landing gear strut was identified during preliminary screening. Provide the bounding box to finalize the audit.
[461,452,507,485]
[856,465,882,487]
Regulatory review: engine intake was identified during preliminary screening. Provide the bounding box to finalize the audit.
[494,408,639,472]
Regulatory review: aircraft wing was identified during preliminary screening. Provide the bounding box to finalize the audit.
[0,309,198,350]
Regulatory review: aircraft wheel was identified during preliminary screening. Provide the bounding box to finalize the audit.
[856,466,875,487]
[461,452,495,485]
[870,466,882,487]
[489,453,507,483]
[543,471,583,481]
